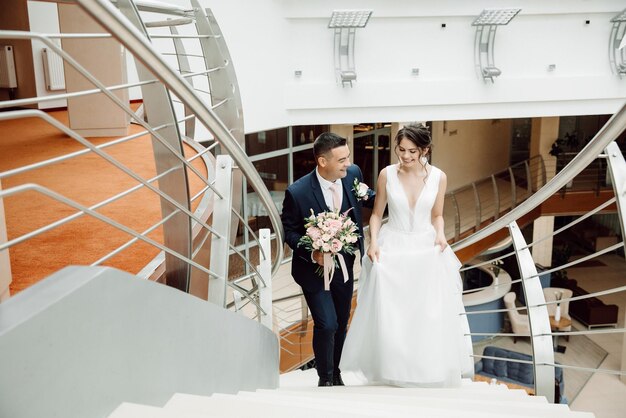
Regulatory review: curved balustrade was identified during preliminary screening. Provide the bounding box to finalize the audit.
[0,0,284,328]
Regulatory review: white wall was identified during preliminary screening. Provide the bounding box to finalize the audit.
[195,0,626,132]
[431,119,513,190]
[24,0,626,131]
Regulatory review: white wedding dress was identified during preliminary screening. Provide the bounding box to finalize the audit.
[340,164,474,387]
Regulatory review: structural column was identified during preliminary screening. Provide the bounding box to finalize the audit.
[0,179,12,302]
[58,3,129,137]
[389,122,402,165]
[331,124,354,157]
[530,117,559,267]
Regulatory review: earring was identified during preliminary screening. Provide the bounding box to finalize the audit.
[421,156,428,164]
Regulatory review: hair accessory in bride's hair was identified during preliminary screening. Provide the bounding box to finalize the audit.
[420,156,428,164]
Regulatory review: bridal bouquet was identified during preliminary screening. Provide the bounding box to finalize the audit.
[298,209,360,290]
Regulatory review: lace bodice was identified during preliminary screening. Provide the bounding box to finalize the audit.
[385,164,441,233]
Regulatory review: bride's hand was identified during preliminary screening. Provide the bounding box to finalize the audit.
[434,234,447,252]
[367,244,380,262]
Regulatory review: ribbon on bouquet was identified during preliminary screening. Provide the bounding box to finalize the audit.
[323,252,349,291]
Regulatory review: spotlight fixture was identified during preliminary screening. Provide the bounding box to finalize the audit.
[472,8,521,83]
[328,10,372,28]
[329,10,373,87]
[472,9,521,26]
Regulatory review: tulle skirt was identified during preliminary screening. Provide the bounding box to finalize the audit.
[339,225,474,387]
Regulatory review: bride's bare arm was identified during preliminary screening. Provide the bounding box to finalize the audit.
[431,171,448,251]
[367,168,388,261]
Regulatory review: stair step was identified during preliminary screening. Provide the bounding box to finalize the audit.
[275,384,541,402]
[279,370,542,402]
[270,387,543,404]
[238,390,584,418]
[281,369,506,391]
[165,392,527,418]
[108,402,206,418]
[164,392,406,417]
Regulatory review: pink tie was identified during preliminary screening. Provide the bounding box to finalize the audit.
[330,183,341,211]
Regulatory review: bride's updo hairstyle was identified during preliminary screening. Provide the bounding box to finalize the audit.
[395,123,432,169]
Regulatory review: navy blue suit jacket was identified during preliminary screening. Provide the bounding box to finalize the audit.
[281,165,373,293]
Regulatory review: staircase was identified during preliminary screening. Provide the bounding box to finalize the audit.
[107,369,593,418]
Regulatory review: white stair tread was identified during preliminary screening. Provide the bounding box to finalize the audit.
[165,393,394,417]
[279,369,540,401]
[266,388,542,405]
[108,402,211,418]
[237,390,585,418]
[275,384,542,402]
[280,369,494,389]
[165,392,529,418]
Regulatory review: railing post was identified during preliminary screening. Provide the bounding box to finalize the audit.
[524,160,532,195]
[258,228,273,330]
[604,141,626,383]
[209,155,233,307]
[508,166,517,208]
[450,193,461,240]
[116,0,193,293]
[472,182,481,230]
[509,221,556,402]
[491,174,500,220]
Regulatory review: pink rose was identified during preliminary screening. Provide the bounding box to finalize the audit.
[307,226,321,240]
[331,239,343,253]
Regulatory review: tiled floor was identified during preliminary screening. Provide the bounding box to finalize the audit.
[566,254,626,418]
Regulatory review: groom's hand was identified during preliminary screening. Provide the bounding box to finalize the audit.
[312,250,325,265]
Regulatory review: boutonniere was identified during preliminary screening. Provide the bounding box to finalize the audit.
[352,178,371,202]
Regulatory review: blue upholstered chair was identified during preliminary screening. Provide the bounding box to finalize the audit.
[474,346,567,404]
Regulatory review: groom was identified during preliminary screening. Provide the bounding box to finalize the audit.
[281,132,373,387]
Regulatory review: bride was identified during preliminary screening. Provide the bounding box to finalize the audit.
[340,124,474,387]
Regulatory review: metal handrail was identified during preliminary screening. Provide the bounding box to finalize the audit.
[460,196,617,274]
[445,155,545,240]
[0,31,219,201]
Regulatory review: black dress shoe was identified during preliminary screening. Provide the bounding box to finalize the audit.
[332,374,345,386]
[318,377,333,387]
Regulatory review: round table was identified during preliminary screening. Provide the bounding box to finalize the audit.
[549,315,572,353]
